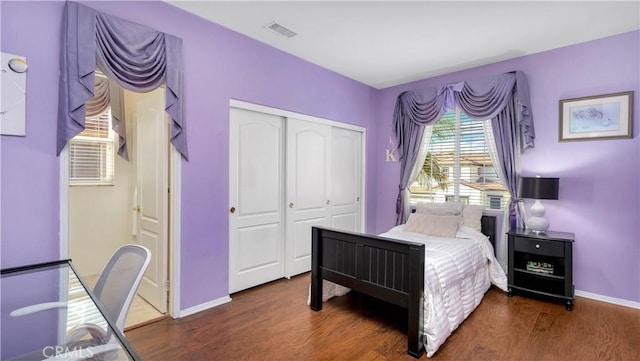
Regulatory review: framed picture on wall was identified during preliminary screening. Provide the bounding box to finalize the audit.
[559,91,633,142]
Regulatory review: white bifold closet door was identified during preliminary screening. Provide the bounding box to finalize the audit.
[330,127,362,233]
[285,119,332,277]
[284,121,363,277]
[229,108,363,292]
[229,108,285,294]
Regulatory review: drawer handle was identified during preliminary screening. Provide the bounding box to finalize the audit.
[535,244,541,249]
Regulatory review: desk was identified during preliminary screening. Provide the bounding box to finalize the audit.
[1,260,140,361]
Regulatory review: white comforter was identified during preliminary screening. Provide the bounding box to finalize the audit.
[312,225,507,358]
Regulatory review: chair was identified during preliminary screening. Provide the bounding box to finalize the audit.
[9,244,151,360]
[89,244,151,332]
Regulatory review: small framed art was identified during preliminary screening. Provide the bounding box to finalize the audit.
[1,52,28,136]
[559,91,633,142]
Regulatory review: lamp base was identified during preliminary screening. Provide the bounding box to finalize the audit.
[527,200,549,233]
[527,216,549,233]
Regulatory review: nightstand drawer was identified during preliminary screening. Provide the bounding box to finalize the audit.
[514,237,564,257]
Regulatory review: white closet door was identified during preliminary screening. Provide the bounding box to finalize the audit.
[330,127,362,232]
[229,108,284,293]
[285,118,331,277]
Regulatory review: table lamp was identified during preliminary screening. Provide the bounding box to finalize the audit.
[518,176,559,233]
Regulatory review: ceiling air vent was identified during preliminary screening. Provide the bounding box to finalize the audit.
[265,21,298,39]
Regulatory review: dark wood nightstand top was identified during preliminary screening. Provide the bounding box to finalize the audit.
[507,228,575,242]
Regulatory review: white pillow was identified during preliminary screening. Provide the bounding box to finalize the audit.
[462,204,484,232]
[414,202,464,216]
[403,213,461,238]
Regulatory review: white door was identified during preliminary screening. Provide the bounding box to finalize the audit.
[229,108,285,293]
[135,89,169,313]
[330,127,362,232]
[285,118,331,277]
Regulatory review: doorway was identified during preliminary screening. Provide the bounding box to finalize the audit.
[59,85,181,327]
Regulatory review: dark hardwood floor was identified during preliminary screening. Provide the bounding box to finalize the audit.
[126,273,639,360]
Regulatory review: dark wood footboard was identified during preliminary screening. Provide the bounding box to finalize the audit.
[310,215,497,358]
[310,227,426,357]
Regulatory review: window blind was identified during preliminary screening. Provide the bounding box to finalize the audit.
[410,108,509,210]
[69,109,115,185]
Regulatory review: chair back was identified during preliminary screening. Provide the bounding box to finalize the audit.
[92,244,151,331]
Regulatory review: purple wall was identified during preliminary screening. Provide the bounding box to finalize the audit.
[1,0,637,309]
[374,31,640,303]
[1,2,63,268]
[0,1,377,309]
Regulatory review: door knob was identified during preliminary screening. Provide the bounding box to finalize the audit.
[326,200,331,205]
[289,202,294,208]
[133,205,141,212]
[230,206,236,213]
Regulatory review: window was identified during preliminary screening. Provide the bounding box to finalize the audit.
[69,108,115,185]
[409,107,509,210]
[446,195,469,204]
[488,195,503,210]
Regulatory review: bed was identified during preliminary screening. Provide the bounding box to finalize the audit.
[309,206,507,358]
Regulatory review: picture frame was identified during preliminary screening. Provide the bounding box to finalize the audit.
[1,52,28,137]
[559,91,633,142]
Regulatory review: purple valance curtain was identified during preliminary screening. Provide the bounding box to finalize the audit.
[57,1,187,159]
[84,76,128,159]
[392,71,534,225]
[85,76,110,117]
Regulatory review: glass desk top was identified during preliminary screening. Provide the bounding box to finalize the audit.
[1,260,140,361]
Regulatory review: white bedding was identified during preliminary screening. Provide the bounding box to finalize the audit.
[310,225,507,358]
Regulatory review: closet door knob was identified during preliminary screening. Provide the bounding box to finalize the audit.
[326,200,331,205]
[133,205,141,212]
[230,207,236,214]
[289,203,294,208]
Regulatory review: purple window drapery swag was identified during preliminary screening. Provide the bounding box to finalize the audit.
[57,1,187,159]
[85,76,128,160]
[392,71,535,228]
[85,76,110,118]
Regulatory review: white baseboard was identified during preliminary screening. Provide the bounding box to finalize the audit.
[575,289,640,309]
[178,295,232,318]
[176,290,638,318]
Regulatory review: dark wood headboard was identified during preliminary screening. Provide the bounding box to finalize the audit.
[481,215,497,252]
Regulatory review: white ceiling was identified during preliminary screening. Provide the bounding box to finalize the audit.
[167,1,640,89]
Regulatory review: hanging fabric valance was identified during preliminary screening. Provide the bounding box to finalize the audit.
[393,71,534,156]
[57,1,187,159]
[85,76,110,118]
[84,75,129,159]
[392,71,535,226]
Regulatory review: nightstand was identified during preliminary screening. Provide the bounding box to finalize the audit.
[507,228,575,310]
